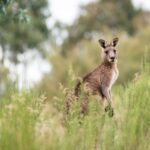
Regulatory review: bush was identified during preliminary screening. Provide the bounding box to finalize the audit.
[0,59,150,150]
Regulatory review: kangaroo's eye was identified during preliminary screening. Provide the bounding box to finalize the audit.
[113,49,116,53]
[105,51,108,54]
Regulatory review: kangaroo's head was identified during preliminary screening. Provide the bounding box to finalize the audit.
[98,37,119,63]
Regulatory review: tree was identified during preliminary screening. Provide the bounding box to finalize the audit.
[62,0,139,54]
[0,0,50,64]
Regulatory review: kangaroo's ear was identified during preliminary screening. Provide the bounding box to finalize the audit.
[98,39,106,49]
[111,37,119,47]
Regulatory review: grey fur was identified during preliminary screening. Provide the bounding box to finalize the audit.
[75,37,119,113]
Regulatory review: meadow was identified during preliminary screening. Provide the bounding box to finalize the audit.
[0,59,149,150]
[0,0,150,149]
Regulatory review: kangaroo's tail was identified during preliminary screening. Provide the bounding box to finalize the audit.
[74,79,82,97]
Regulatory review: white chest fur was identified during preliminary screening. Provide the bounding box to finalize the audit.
[109,68,119,89]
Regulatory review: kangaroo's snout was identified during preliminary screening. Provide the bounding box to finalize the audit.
[103,48,117,63]
[110,56,115,62]
[108,50,117,62]
[110,56,115,60]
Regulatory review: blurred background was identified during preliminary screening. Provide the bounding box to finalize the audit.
[0,1,150,149]
[0,0,150,99]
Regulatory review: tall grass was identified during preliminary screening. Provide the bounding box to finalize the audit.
[0,64,150,150]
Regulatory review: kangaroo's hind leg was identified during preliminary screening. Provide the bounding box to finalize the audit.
[101,96,106,112]
[109,90,114,108]
[100,86,111,104]
[100,86,114,116]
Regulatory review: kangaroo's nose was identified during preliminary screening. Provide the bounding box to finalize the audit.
[110,57,115,60]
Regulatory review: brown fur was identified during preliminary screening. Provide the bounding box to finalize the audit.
[75,37,119,114]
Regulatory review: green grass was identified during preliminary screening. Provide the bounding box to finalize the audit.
[0,67,150,150]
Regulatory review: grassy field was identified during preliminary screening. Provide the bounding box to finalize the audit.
[0,63,150,150]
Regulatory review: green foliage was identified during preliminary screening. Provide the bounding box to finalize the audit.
[0,91,46,150]
[14,8,30,23]
[0,0,30,22]
[0,0,149,149]
[62,0,139,53]
[0,61,150,149]
[0,0,49,63]
[0,0,11,14]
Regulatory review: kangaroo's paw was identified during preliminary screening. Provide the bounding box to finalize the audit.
[105,105,111,112]
[108,108,114,118]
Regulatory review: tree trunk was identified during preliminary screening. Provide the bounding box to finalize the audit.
[1,43,5,66]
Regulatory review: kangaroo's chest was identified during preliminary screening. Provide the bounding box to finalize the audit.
[83,65,119,94]
[109,68,119,88]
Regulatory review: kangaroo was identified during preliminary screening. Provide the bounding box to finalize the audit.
[75,37,119,116]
